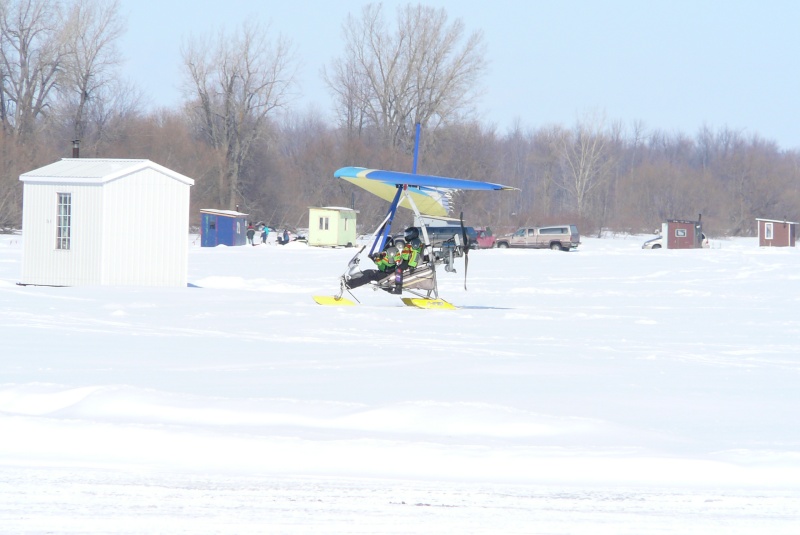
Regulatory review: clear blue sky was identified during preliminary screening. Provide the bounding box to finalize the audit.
[120,0,800,150]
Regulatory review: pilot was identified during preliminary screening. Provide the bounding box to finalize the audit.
[398,240,422,271]
[397,227,423,271]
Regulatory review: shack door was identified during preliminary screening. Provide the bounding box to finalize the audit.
[202,213,218,247]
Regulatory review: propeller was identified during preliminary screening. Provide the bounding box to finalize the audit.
[460,211,470,290]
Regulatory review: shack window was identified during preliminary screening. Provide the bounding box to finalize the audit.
[319,217,329,230]
[764,222,773,240]
[56,193,72,250]
[675,229,687,238]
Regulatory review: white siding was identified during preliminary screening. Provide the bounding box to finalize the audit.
[21,159,193,287]
[101,169,190,287]
[21,183,104,285]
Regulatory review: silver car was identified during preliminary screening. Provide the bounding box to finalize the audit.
[642,233,709,249]
[642,236,663,249]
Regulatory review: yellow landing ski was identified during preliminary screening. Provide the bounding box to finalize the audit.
[313,295,357,306]
[401,297,457,310]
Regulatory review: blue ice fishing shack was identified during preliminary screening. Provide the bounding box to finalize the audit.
[200,209,248,247]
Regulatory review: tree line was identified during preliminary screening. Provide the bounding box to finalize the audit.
[1,0,798,238]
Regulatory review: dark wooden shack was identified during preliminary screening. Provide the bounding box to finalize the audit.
[662,218,706,249]
[756,218,798,247]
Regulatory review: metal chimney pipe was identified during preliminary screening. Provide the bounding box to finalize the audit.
[72,139,80,158]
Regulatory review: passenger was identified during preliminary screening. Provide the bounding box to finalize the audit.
[373,251,394,273]
[344,252,393,289]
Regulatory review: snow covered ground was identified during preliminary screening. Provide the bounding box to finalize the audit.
[1,232,799,533]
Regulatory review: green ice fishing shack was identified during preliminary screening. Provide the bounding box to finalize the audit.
[307,206,357,247]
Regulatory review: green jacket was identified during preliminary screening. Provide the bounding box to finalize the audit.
[406,243,421,268]
[374,254,394,272]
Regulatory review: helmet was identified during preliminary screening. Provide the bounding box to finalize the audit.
[403,227,419,241]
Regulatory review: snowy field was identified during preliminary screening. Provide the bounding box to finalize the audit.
[1,232,799,533]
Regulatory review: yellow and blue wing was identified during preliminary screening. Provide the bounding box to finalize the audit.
[334,167,516,216]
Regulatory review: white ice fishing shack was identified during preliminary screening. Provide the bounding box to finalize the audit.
[308,206,357,247]
[19,158,194,287]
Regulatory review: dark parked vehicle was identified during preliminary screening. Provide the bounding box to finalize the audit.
[394,225,478,249]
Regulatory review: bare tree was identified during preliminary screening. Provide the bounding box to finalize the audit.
[0,0,67,227]
[713,132,792,236]
[181,21,296,210]
[0,0,66,142]
[62,76,144,156]
[58,0,124,143]
[323,52,369,139]
[556,112,617,218]
[326,3,487,150]
[528,125,565,220]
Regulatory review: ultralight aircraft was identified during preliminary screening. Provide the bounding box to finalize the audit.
[313,125,516,309]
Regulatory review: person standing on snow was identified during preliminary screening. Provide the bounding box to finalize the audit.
[261,225,269,244]
[246,224,255,246]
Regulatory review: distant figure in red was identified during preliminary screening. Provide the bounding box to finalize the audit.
[246,224,255,246]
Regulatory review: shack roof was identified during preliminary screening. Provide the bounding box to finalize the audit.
[20,158,195,186]
[200,209,249,217]
[756,218,799,225]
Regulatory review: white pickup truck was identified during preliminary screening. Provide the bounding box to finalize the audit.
[494,225,581,251]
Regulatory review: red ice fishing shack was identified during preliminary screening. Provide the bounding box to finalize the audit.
[661,216,708,249]
[756,218,798,247]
